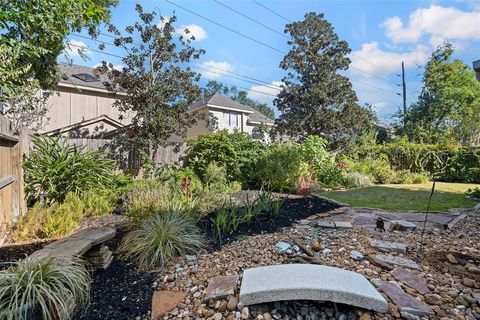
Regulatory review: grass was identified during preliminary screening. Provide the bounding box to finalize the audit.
[320,182,479,212]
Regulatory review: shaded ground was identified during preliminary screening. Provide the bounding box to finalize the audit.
[321,182,479,211]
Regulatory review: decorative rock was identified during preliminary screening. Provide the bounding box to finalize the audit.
[462,278,476,288]
[185,255,197,261]
[203,309,215,317]
[241,307,249,319]
[390,220,417,231]
[151,291,186,319]
[322,248,332,255]
[275,242,292,253]
[375,254,420,270]
[424,293,443,305]
[213,313,222,320]
[373,280,434,316]
[446,253,458,264]
[205,276,238,301]
[311,240,321,252]
[227,297,238,311]
[350,250,364,261]
[239,264,388,312]
[370,239,408,255]
[313,221,336,228]
[390,268,430,294]
[367,255,393,271]
[334,221,353,229]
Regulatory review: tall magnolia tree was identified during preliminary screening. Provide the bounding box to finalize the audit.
[97,5,204,146]
[274,12,373,147]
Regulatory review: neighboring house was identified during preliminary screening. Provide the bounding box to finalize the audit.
[42,63,274,140]
[184,92,275,141]
[42,63,131,138]
[474,60,480,82]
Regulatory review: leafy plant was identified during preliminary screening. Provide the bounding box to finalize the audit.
[81,189,115,217]
[344,156,396,184]
[43,193,85,238]
[343,171,373,188]
[466,187,480,199]
[119,212,205,269]
[211,207,231,244]
[295,177,315,196]
[240,193,261,223]
[256,188,284,217]
[0,254,90,320]
[23,135,115,203]
[13,202,54,242]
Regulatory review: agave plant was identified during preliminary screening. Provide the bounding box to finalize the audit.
[119,212,205,269]
[23,135,115,203]
[0,254,90,320]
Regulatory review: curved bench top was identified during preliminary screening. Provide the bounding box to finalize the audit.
[239,264,388,313]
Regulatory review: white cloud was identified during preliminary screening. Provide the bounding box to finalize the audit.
[177,24,207,41]
[349,42,429,77]
[381,5,480,44]
[64,40,90,57]
[247,81,283,105]
[198,61,232,80]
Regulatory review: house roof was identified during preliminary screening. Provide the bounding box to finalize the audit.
[58,63,109,90]
[43,114,125,137]
[188,92,275,124]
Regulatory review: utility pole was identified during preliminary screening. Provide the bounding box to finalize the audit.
[402,61,407,128]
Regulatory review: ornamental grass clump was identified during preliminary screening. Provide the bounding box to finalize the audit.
[0,255,90,320]
[119,212,205,270]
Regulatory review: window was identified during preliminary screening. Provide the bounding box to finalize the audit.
[72,73,99,82]
[221,111,241,129]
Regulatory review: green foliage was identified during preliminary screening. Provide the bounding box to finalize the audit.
[13,202,54,242]
[343,172,373,188]
[399,42,480,146]
[23,135,115,203]
[274,12,374,147]
[172,167,203,196]
[43,193,85,238]
[81,190,115,217]
[254,143,303,191]
[119,212,205,270]
[345,156,396,184]
[97,5,203,146]
[0,0,116,96]
[0,254,90,320]
[256,188,284,218]
[466,187,480,199]
[185,131,265,186]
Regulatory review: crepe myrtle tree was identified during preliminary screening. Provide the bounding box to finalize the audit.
[274,12,373,148]
[96,4,205,147]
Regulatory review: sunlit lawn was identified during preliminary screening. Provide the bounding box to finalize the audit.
[320,182,479,212]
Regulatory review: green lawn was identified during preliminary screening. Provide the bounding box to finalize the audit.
[320,182,479,212]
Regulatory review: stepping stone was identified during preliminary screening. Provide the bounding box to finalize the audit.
[370,239,408,254]
[391,268,430,294]
[275,242,292,253]
[390,220,417,231]
[375,254,420,270]
[373,280,434,316]
[239,264,388,313]
[151,291,186,319]
[334,221,353,229]
[313,221,336,228]
[205,275,238,301]
[367,255,394,271]
[446,213,467,230]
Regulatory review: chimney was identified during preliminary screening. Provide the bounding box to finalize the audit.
[474,60,480,81]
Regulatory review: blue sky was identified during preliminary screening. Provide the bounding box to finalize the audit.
[64,0,480,123]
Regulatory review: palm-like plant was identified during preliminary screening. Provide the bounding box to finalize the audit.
[0,255,91,320]
[23,135,115,203]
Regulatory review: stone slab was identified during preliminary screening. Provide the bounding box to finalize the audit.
[390,220,417,231]
[42,238,94,256]
[370,239,408,254]
[367,255,394,271]
[472,292,480,305]
[205,275,238,301]
[239,264,388,313]
[151,291,186,319]
[446,213,467,230]
[334,221,353,229]
[373,280,434,316]
[391,268,430,294]
[69,227,116,245]
[375,254,420,270]
[314,221,336,228]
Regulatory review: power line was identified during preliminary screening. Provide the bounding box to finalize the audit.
[66,43,280,98]
[350,78,401,95]
[165,0,286,54]
[350,53,399,76]
[251,0,291,23]
[214,0,288,39]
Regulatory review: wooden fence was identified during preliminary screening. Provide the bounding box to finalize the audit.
[0,115,31,244]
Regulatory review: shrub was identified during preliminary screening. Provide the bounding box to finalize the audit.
[295,177,315,196]
[412,172,430,184]
[185,131,265,186]
[119,212,205,269]
[345,156,396,184]
[43,193,85,238]
[81,189,115,217]
[24,135,115,203]
[0,254,90,320]
[343,171,373,188]
[172,167,203,196]
[13,202,54,242]
[393,170,415,184]
[466,187,480,198]
[254,143,304,191]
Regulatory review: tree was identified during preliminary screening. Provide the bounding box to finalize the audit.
[398,42,480,146]
[202,80,275,119]
[96,5,205,147]
[274,12,373,147]
[0,0,117,97]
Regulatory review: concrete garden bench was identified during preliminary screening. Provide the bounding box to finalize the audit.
[30,227,116,270]
[239,264,388,313]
